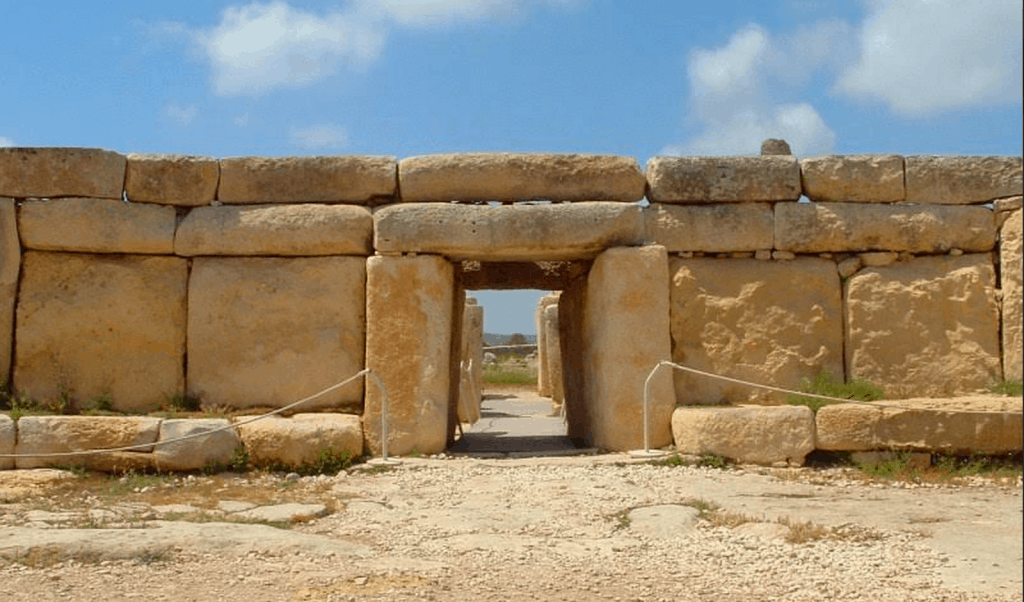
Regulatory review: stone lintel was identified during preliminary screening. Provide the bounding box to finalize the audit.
[19,198,176,254]
[0,147,126,199]
[800,155,905,203]
[906,156,1022,204]
[646,156,800,203]
[458,260,589,290]
[218,156,397,204]
[645,202,773,252]
[125,154,220,206]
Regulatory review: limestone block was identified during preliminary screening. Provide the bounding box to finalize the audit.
[535,292,560,397]
[669,258,843,405]
[152,419,240,472]
[0,415,14,470]
[14,416,161,471]
[645,203,773,252]
[187,257,365,410]
[845,255,1001,397]
[458,301,484,423]
[13,252,187,413]
[174,204,373,256]
[584,245,673,451]
[646,156,800,203]
[0,147,126,199]
[671,405,815,466]
[19,198,176,254]
[906,156,1022,204]
[218,156,396,204]
[364,255,453,456]
[125,154,219,206]
[0,199,19,381]
[775,202,995,253]
[800,155,904,203]
[235,414,362,468]
[544,304,564,407]
[398,153,645,202]
[1001,209,1022,380]
[374,202,645,261]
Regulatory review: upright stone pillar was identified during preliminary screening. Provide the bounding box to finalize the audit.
[0,199,19,382]
[536,292,560,397]
[458,297,484,423]
[544,304,564,412]
[1001,207,1022,381]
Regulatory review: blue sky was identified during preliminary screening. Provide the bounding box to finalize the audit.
[2,0,1022,334]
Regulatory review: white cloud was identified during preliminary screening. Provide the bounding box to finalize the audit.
[377,0,582,27]
[836,0,1023,115]
[0,137,13,147]
[164,102,198,125]
[665,104,835,157]
[290,124,349,149]
[689,25,768,96]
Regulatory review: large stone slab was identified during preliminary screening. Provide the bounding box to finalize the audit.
[0,199,19,381]
[1000,209,1022,381]
[646,156,801,203]
[14,416,161,471]
[0,415,13,470]
[458,300,483,424]
[235,413,362,469]
[187,257,365,410]
[18,198,176,254]
[584,245,673,451]
[13,252,187,413]
[645,203,773,252]
[0,147,125,199]
[845,254,1001,397]
[800,155,904,203]
[174,204,373,256]
[125,154,219,206]
[218,156,396,204]
[398,154,645,202]
[669,257,843,405]
[152,419,241,472]
[671,405,815,466]
[906,156,1022,204]
[374,202,645,261]
[775,202,995,253]
[364,255,453,456]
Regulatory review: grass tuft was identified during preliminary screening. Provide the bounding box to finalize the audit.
[787,369,884,413]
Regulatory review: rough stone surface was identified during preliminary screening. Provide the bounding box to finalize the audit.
[364,255,453,456]
[187,257,365,410]
[13,252,187,413]
[374,202,645,260]
[152,419,241,472]
[125,154,219,206]
[906,156,1022,204]
[18,198,176,254]
[671,405,815,465]
[0,415,13,470]
[398,153,645,202]
[775,202,995,253]
[174,204,373,256]
[218,156,396,204]
[232,503,328,523]
[646,156,801,203]
[669,258,843,405]
[535,294,557,398]
[1001,209,1022,380]
[0,199,19,381]
[800,155,905,203]
[13,416,161,471]
[235,414,362,469]
[584,246,674,451]
[458,300,484,424]
[845,254,1001,397]
[760,139,791,156]
[645,203,773,252]
[0,147,126,199]
[544,305,564,407]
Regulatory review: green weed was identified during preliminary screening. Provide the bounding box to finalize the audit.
[787,369,884,413]
[988,379,1023,397]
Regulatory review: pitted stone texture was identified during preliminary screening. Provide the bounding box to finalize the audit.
[646,156,801,203]
[845,255,1001,397]
[14,416,161,471]
[671,405,815,466]
[187,257,365,410]
[760,139,792,156]
[174,204,373,256]
[19,198,176,254]
[670,258,843,405]
[775,202,995,253]
[0,147,125,199]
[152,419,241,472]
[364,255,453,456]
[544,305,564,407]
[645,203,773,252]
[218,156,396,204]
[125,154,219,206]
[374,202,645,261]
[13,252,187,413]
[1001,209,1022,380]
[235,414,362,469]
[458,302,484,424]
[906,156,1022,204]
[0,415,13,470]
[0,199,19,381]
[584,246,673,451]
[398,154,645,202]
[800,155,905,203]
[535,292,560,398]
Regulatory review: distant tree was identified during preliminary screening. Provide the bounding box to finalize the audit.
[507,333,528,345]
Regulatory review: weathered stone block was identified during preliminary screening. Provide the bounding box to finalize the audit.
[14,416,161,471]
[218,156,396,204]
[152,419,240,472]
[398,153,645,202]
[775,202,995,253]
[1000,209,1022,380]
[174,204,373,256]
[544,304,564,407]
[364,255,453,456]
[800,155,904,203]
[458,300,483,424]
[0,199,19,381]
[125,154,219,206]
[845,255,1001,397]
[645,203,773,252]
[19,198,176,254]
[0,147,126,199]
[0,415,13,470]
[671,405,815,466]
[374,202,645,260]
[669,258,843,405]
[235,414,362,468]
[646,156,800,203]
[13,252,187,413]
[906,156,1022,204]
[535,293,560,398]
[187,257,365,410]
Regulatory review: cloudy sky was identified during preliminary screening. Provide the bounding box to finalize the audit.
[2,0,1022,334]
